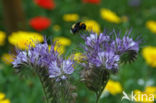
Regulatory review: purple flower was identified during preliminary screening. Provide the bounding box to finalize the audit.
[49,60,74,80]
[123,36,139,52]
[81,29,140,71]
[128,0,141,7]
[28,42,50,66]
[96,51,120,69]
[85,33,98,47]
[12,39,75,80]
[49,60,62,78]
[111,36,139,55]
[85,33,110,48]
[12,51,28,68]
[63,60,74,74]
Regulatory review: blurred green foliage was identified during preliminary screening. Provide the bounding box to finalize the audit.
[0,0,156,103]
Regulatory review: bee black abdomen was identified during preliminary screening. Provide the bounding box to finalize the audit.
[80,24,86,30]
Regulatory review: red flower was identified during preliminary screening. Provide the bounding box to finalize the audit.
[29,16,51,31]
[82,0,100,4]
[34,0,55,10]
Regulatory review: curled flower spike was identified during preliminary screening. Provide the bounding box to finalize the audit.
[111,31,140,63]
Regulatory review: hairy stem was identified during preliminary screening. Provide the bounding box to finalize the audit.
[96,93,100,103]
[38,73,49,103]
[35,67,54,103]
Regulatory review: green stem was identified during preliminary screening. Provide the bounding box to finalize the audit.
[38,75,49,103]
[96,94,100,103]
[96,91,102,103]
[35,68,51,103]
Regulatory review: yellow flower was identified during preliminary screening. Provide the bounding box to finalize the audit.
[142,46,156,68]
[63,14,79,22]
[100,8,121,24]
[0,99,10,103]
[104,80,122,95]
[55,45,65,55]
[1,54,14,65]
[53,37,71,46]
[53,25,61,31]
[134,90,154,103]
[0,31,6,46]
[49,45,65,55]
[146,20,156,33]
[84,20,101,33]
[8,31,44,50]
[69,52,86,63]
[145,86,156,98]
[0,93,5,100]
[0,92,10,103]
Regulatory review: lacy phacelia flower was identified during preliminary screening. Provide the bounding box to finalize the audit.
[12,51,28,68]
[34,0,55,10]
[82,0,100,4]
[8,31,44,49]
[146,20,156,34]
[12,39,76,103]
[80,30,140,98]
[82,30,140,69]
[0,31,6,46]
[85,33,110,48]
[63,14,79,22]
[84,20,101,33]
[95,51,120,69]
[142,46,156,68]
[29,16,51,31]
[49,60,74,79]
[100,8,121,23]
[85,33,120,69]
[12,39,74,80]
[111,36,139,63]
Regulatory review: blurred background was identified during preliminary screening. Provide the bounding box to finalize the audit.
[0,0,156,103]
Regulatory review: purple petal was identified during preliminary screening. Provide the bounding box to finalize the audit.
[62,60,74,74]
[49,61,61,78]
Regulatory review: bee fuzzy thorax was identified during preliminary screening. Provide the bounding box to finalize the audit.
[71,22,86,34]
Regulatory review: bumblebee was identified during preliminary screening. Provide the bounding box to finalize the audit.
[70,22,86,34]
